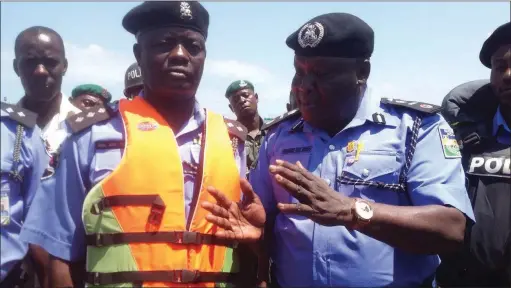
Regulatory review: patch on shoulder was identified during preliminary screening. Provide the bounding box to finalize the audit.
[438,126,462,159]
[224,118,248,141]
[0,101,37,128]
[381,98,441,114]
[261,109,301,131]
[67,104,112,134]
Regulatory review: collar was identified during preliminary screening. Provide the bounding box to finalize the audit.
[493,105,511,137]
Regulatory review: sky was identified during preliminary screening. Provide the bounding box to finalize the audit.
[1,2,509,118]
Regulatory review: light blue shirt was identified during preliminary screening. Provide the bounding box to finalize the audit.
[20,101,246,262]
[250,89,475,287]
[493,106,510,145]
[1,114,48,281]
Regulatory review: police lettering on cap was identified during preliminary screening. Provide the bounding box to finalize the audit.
[124,62,143,91]
[479,22,511,68]
[286,13,374,59]
[122,1,209,39]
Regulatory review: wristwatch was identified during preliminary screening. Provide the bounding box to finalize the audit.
[351,198,374,229]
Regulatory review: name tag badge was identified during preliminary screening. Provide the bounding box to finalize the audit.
[1,192,10,226]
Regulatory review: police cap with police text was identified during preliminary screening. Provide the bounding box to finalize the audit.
[122,1,209,39]
[480,22,511,68]
[124,62,143,91]
[286,13,374,59]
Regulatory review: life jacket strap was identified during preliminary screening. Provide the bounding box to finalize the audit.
[86,231,238,248]
[90,194,165,215]
[86,270,237,285]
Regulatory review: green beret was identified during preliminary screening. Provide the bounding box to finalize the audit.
[71,84,112,103]
[225,80,255,98]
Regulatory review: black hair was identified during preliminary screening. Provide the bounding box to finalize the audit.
[14,26,65,57]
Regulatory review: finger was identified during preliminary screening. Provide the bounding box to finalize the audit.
[207,186,233,208]
[201,201,230,219]
[206,214,233,230]
[277,202,315,216]
[214,229,238,241]
[240,178,257,202]
[276,159,316,181]
[273,174,313,204]
[269,165,312,191]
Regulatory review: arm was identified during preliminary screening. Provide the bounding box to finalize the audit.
[20,134,89,287]
[356,116,475,254]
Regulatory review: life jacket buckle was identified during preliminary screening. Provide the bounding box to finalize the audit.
[182,231,199,245]
[146,200,166,232]
[93,272,100,285]
[173,269,198,283]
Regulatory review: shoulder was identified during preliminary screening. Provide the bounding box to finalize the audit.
[0,101,38,128]
[66,102,117,135]
[223,117,248,141]
[380,98,442,116]
[261,109,301,132]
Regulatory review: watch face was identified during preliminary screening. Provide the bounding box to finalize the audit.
[355,200,373,221]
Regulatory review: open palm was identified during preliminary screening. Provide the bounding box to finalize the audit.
[201,179,266,242]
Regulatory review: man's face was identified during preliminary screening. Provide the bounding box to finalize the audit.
[71,94,104,110]
[135,27,206,100]
[13,33,67,103]
[292,55,365,129]
[490,44,511,108]
[125,86,143,99]
[228,88,258,118]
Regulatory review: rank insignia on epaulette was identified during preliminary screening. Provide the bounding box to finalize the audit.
[67,105,112,134]
[0,102,37,128]
[261,109,301,131]
[224,118,248,141]
[381,98,441,114]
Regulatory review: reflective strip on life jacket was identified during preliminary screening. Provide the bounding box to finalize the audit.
[82,97,242,287]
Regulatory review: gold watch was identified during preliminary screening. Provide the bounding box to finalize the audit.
[351,198,374,229]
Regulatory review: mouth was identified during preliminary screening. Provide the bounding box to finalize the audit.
[165,68,190,79]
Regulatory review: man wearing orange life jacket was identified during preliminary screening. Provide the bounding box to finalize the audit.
[19,2,265,287]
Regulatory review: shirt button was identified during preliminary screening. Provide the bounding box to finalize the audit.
[328,145,335,151]
[325,179,331,185]
[362,169,370,178]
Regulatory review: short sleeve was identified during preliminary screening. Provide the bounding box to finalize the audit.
[249,130,277,215]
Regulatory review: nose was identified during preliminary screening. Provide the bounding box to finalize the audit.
[298,74,315,94]
[34,64,49,76]
[168,44,189,65]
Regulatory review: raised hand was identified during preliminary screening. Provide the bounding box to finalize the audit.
[201,179,266,242]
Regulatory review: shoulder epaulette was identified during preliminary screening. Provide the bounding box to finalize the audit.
[67,104,112,134]
[261,109,301,131]
[381,98,441,114]
[224,118,248,141]
[0,101,37,128]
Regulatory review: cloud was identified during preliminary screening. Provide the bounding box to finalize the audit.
[204,59,274,84]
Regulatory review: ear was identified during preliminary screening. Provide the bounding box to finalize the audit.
[134,43,141,64]
[356,59,371,84]
[13,58,19,76]
[229,104,234,113]
[62,58,68,75]
[254,92,259,103]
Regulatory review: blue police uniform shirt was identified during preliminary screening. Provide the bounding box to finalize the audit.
[20,101,246,262]
[493,105,510,145]
[250,88,475,287]
[1,114,48,281]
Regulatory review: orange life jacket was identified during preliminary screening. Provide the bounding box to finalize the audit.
[81,97,245,287]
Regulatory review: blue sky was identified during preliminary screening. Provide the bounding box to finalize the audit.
[1,2,508,118]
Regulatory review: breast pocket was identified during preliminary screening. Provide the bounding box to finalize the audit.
[337,151,406,206]
[270,146,312,205]
[91,149,123,184]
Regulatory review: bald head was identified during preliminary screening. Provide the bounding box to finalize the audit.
[15,26,65,58]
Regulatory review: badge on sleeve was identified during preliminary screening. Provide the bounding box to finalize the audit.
[438,127,462,159]
[1,192,10,226]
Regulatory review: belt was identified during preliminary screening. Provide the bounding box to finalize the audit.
[85,270,236,285]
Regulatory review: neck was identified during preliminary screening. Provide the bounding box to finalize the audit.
[145,92,196,132]
[239,113,261,133]
[23,92,62,128]
[501,105,511,129]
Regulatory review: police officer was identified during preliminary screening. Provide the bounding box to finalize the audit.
[20,2,259,287]
[437,22,511,287]
[1,102,48,287]
[225,80,265,174]
[200,13,475,287]
[70,84,112,110]
[123,62,143,99]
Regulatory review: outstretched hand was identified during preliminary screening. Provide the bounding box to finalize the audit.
[201,179,266,242]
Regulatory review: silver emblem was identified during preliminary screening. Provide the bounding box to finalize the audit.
[75,117,84,123]
[17,111,25,117]
[298,22,325,48]
[86,112,95,118]
[6,107,13,113]
[180,2,193,20]
[98,108,106,113]
[239,80,247,87]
